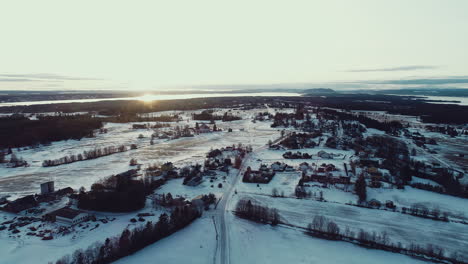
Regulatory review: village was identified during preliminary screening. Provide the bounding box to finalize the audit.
[0,103,467,264]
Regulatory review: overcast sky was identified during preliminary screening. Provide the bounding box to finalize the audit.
[1,0,467,91]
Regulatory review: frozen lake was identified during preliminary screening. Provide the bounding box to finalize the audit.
[0,92,301,107]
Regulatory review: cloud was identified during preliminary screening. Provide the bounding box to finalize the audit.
[347,65,438,72]
[0,78,38,82]
[372,77,468,85]
[0,73,101,81]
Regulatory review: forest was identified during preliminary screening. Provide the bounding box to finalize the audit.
[0,114,102,148]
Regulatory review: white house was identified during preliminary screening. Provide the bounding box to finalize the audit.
[52,207,89,225]
[271,162,286,171]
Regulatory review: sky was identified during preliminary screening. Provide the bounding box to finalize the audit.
[0,0,467,91]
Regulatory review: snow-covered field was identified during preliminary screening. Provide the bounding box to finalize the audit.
[0,205,165,264]
[1,107,467,264]
[114,216,216,264]
[229,216,427,264]
[231,193,468,257]
[0,109,280,199]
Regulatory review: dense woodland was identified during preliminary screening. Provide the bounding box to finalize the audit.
[322,109,403,135]
[78,170,149,212]
[0,114,102,148]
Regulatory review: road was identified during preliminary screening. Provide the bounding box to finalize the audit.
[214,131,287,264]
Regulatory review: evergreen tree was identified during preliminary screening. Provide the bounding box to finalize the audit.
[355,175,367,202]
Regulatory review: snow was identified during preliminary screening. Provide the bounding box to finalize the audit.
[367,187,468,220]
[229,216,427,264]
[1,106,467,263]
[230,194,468,257]
[410,176,443,187]
[155,169,237,200]
[114,216,216,264]
[0,109,280,199]
[0,206,166,264]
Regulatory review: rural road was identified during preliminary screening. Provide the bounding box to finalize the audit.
[214,131,287,264]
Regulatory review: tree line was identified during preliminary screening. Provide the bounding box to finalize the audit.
[42,144,137,167]
[305,214,465,263]
[55,205,201,264]
[235,199,280,225]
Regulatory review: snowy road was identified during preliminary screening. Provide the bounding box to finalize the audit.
[214,132,286,264]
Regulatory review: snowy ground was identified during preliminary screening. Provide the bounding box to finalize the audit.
[114,216,216,264]
[0,109,280,199]
[230,193,468,257]
[0,205,165,264]
[1,107,467,263]
[229,216,427,264]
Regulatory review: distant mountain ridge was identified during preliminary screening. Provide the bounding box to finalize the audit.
[302,88,337,95]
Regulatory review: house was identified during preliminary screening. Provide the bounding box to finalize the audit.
[317,150,333,159]
[132,124,147,129]
[243,166,275,183]
[3,195,38,213]
[368,199,382,208]
[197,123,212,133]
[46,207,89,225]
[40,181,55,195]
[186,175,203,186]
[202,170,217,177]
[271,162,286,171]
[299,162,310,172]
[191,195,205,213]
[360,158,380,167]
[269,144,282,150]
[0,195,9,205]
[259,164,269,171]
[367,167,382,179]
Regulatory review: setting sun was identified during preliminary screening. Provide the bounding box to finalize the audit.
[138,94,156,102]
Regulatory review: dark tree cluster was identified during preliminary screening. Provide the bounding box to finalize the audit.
[2,152,28,168]
[0,114,102,148]
[235,199,280,225]
[221,112,242,122]
[180,164,202,185]
[283,151,312,159]
[132,122,171,129]
[192,110,222,121]
[401,203,449,222]
[271,112,297,128]
[354,175,367,202]
[279,132,319,149]
[42,145,131,167]
[56,205,201,264]
[78,170,151,212]
[408,160,468,198]
[322,109,403,135]
[355,135,410,184]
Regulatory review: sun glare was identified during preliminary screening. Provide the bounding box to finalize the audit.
[139,94,155,102]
